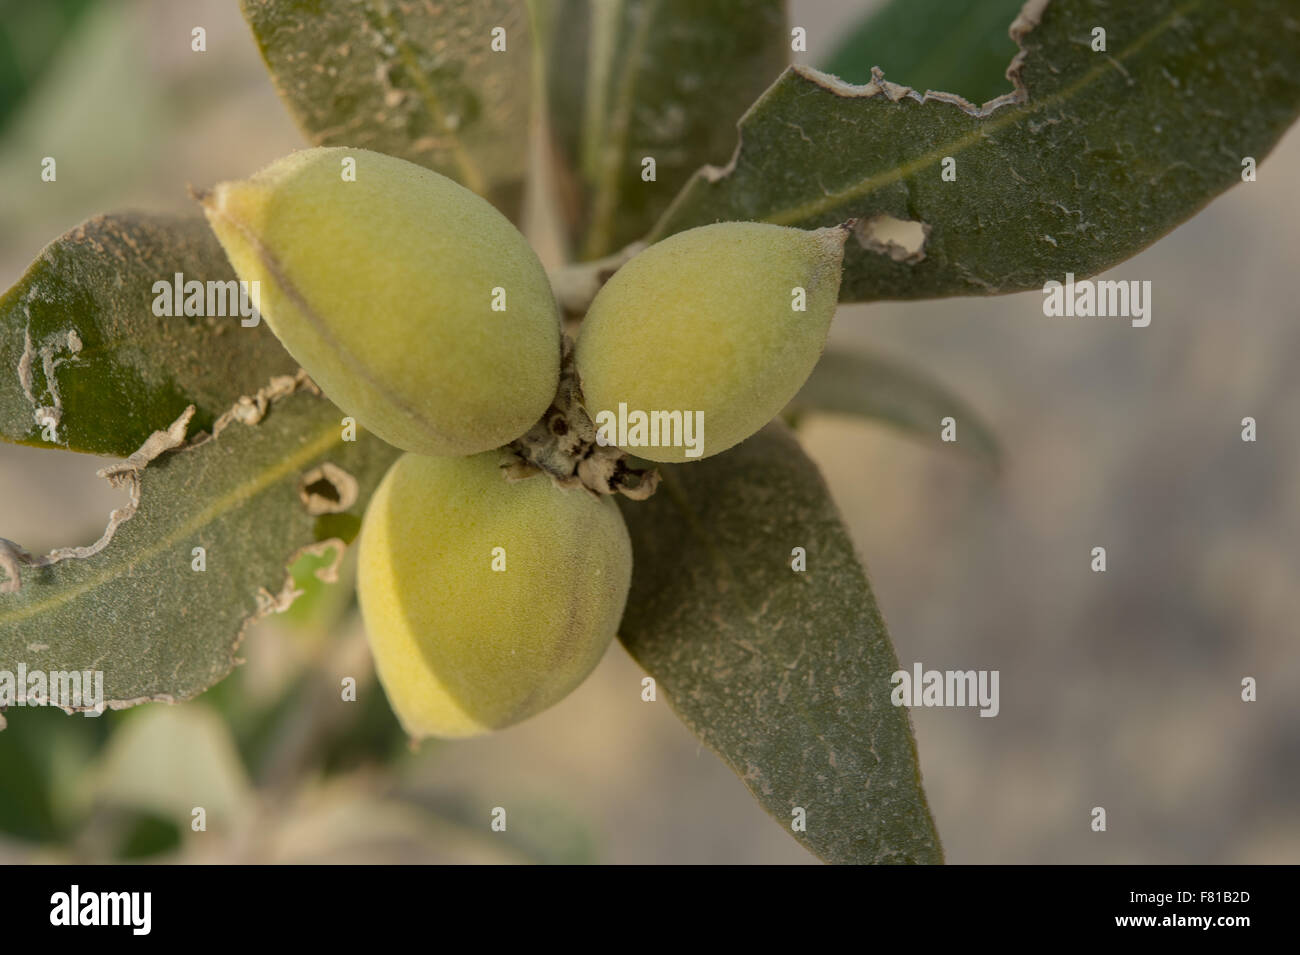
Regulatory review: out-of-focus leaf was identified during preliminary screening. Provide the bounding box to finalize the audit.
[240,0,533,217]
[0,705,108,842]
[788,347,1000,467]
[0,214,297,456]
[266,786,527,864]
[617,422,942,864]
[315,668,407,777]
[114,810,182,859]
[404,789,599,864]
[822,0,1025,106]
[0,2,214,246]
[0,0,99,132]
[652,0,1300,302]
[95,704,252,825]
[0,388,400,709]
[547,0,787,258]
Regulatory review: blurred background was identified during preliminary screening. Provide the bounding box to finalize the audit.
[0,0,1296,863]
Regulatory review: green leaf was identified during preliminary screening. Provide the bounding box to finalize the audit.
[651,0,1300,302]
[95,704,253,825]
[788,347,1000,468]
[547,0,788,259]
[240,0,533,216]
[0,214,297,457]
[0,386,400,710]
[401,789,600,864]
[261,789,533,863]
[0,704,109,842]
[822,0,1025,107]
[278,546,356,630]
[0,0,100,133]
[114,811,182,859]
[616,422,942,864]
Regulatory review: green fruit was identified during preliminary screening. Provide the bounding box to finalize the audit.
[575,222,846,463]
[201,147,560,457]
[357,452,632,739]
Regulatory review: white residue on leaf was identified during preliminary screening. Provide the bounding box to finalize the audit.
[16,315,86,439]
[16,324,34,403]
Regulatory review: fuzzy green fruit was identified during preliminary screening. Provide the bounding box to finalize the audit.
[357,452,632,739]
[201,147,560,457]
[575,221,846,463]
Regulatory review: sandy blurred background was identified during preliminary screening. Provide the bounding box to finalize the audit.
[0,0,1296,863]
